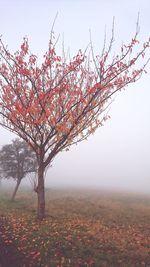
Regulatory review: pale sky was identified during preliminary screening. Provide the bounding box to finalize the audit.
[0,0,150,193]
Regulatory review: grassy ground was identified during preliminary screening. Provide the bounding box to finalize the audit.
[0,188,150,266]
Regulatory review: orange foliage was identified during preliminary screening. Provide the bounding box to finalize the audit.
[0,33,149,156]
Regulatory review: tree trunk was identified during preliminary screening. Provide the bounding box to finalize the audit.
[11,179,21,201]
[37,165,45,220]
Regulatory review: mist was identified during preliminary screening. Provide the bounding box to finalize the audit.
[0,0,150,195]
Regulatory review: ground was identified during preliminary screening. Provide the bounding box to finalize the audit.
[0,188,150,266]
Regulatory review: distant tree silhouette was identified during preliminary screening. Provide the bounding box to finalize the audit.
[0,139,37,201]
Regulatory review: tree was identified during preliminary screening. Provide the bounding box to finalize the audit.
[0,23,149,219]
[0,138,37,201]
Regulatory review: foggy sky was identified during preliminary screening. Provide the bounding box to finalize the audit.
[0,0,150,193]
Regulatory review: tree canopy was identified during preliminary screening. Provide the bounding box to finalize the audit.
[0,24,149,219]
[0,138,37,200]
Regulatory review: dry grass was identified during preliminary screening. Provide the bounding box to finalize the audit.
[0,187,150,266]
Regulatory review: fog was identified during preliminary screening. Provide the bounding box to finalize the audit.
[0,0,150,194]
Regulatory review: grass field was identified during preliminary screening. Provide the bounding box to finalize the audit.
[0,187,150,267]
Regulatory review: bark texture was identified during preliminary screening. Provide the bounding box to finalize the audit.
[37,165,45,220]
